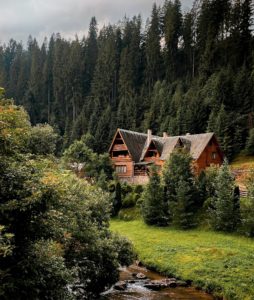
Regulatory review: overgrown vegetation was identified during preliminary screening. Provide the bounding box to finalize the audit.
[0,96,134,299]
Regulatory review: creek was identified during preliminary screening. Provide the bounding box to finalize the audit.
[101,264,214,300]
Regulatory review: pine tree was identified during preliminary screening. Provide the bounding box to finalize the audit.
[163,149,197,226]
[163,0,182,81]
[142,166,168,226]
[144,4,163,95]
[84,17,98,94]
[210,160,239,232]
[172,177,196,229]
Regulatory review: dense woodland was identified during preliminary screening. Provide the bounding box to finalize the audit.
[0,0,253,159]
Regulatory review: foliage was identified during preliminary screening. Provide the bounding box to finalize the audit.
[209,160,240,232]
[0,0,253,156]
[27,123,59,155]
[163,150,197,228]
[0,99,31,154]
[111,219,254,300]
[241,173,254,237]
[244,128,254,155]
[0,100,134,299]
[142,166,168,226]
[63,138,113,180]
[111,182,122,216]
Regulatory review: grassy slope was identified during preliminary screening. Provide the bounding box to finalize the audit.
[230,155,254,169]
[111,219,254,300]
[230,155,254,189]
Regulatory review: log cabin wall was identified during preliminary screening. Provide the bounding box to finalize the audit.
[109,129,224,184]
[195,137,223,174]
[110,132,134,178]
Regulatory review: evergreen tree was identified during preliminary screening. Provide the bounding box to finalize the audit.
[84,17,98,94]
[172,177,196,229]
[163,149,197,226]
[144,4,163,95]
[209,160,240,232]
[142,166,168,226]
[163,0,182,81]
[0,0,253,158]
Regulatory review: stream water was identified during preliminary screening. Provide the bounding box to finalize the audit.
[101,264,214,300]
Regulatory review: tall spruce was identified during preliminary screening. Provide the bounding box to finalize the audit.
[163,149,197,227]
[142,166,168,226]
[210,160,240,232]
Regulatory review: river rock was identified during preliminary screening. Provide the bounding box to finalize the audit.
[135,260,144,267]
[144,282,162,291]
[136,273,147,279]
[176,280,188,287]
[144,279,177,290]
[114,281,127,291]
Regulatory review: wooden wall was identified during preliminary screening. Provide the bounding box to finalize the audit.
[195,137,223,174]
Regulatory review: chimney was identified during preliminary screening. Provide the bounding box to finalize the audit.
[147,129,152,145]
[163,132,169,139]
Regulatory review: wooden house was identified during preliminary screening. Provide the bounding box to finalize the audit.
[109,129,224,184]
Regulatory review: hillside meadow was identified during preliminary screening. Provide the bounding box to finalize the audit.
[111,218,254,300]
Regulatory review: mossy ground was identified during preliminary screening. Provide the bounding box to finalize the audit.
[111,218,254,300]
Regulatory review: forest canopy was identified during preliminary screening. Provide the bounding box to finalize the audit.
[0,0,253,160]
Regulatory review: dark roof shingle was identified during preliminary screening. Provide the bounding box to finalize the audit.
[115,129,215,162]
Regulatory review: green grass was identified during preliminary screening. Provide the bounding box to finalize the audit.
[111,219,254,300]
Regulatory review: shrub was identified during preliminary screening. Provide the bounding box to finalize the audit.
[122,192,138,208]
[241,173,254,236]
[28,124,59,155]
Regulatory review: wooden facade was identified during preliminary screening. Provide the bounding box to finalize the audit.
[109,129,224,184]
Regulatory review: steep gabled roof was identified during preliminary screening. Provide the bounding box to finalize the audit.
[110,129,218,162]
[118,129,147,162]
[140,136,164,161]
[181,132,214,160]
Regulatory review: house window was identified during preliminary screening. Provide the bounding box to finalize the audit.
[211,152,217,159]
[116,165,127,174]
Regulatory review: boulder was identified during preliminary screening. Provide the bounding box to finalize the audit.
[144,283,162,291]
[136,273,147,280]
[144,279,177,290]
[114,281,127,291]
[176,280,188,287]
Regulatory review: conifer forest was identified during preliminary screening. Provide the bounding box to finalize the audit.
[0,0,253,159]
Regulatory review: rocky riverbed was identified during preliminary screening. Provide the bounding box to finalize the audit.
[101,262,214,300]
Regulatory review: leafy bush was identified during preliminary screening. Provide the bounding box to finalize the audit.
[122,192,139,208]
[0,101,134,299]
[27,124,59,155]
